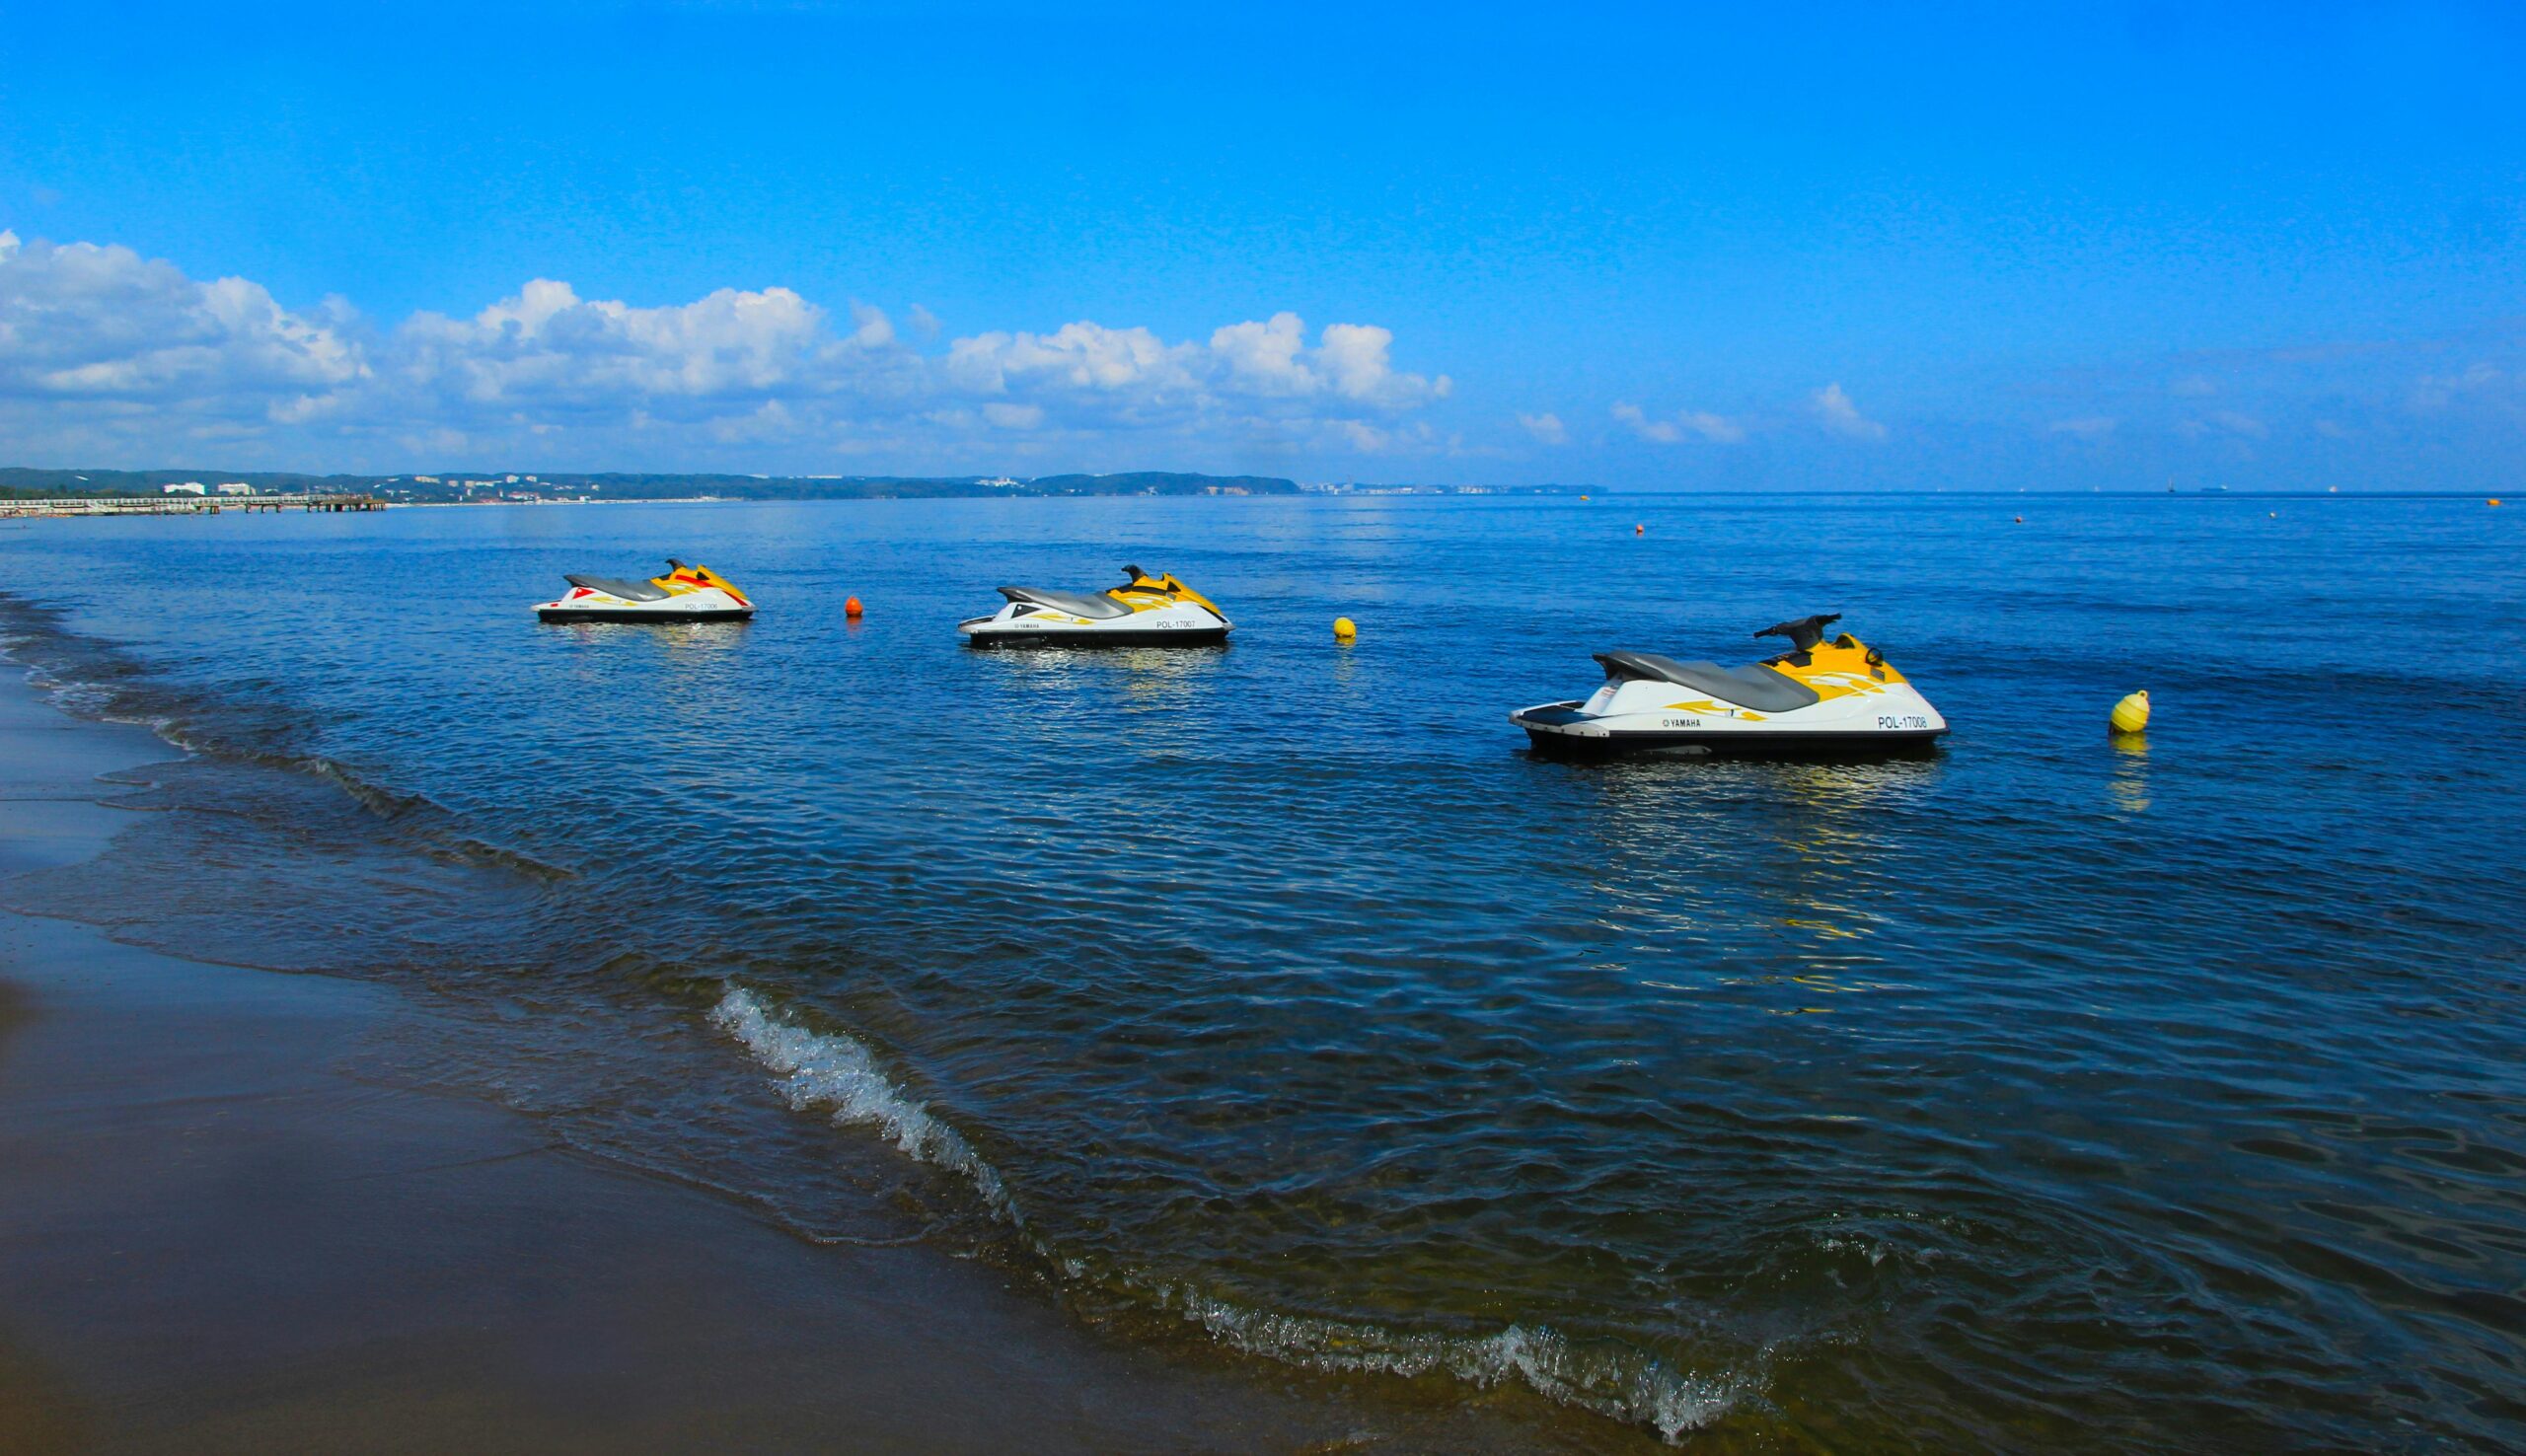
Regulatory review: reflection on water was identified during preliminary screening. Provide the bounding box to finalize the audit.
[3,493,2522,1454]
[542,618,753,652]
[2110,731,2152,813]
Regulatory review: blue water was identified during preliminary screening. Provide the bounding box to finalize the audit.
[3,494,2521,1451]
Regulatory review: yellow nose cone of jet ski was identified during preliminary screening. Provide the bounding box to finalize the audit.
[1333,617,1358,642]
[2110,691,2151,735]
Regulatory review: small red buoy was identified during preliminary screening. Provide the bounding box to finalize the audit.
[1634,523,1645,536]
[2014,515,2024,524]
[845,596,864,619]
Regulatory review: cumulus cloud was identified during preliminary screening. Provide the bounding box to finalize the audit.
[0,234,1457,467]
[1517,410,1566,444]
[395,278,858,415]
[1612,400,1745,444]
[1810,382,1887,441]
[0,231,364,414]
[1204,313,1449,406]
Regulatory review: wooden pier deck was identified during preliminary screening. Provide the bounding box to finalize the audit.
[0,494,386,518]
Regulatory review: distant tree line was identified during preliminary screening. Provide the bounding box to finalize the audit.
[0,468,1307,501]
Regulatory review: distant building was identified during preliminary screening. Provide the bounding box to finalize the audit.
[413,475,440,483]
[162,481,206,495]
[504,474,520,483]
[979,475,1021,488]
[214,482,255,496]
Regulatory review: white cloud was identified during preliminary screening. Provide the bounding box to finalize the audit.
[396,278,852,412]
[0,234,1458,467]
[1676,409,1745,444]
[2409,362,2520,420]
[1611,402,1673,442]
[1613,400,1745,444]
[0,231,364,413]
[1517,410,1566,444]
[1205,313,1449,406]
[1811,382,1887,441]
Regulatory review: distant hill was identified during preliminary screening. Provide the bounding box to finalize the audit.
[0,468,1302,502]
[0,467,1591,502]
[1025,473,1297,496]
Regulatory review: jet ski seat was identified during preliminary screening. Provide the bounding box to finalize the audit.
[999,586,1133,619]
[564,573,674,602]
[1593,651,1822,711]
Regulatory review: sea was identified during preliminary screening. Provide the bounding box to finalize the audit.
[2,492,2520,1452]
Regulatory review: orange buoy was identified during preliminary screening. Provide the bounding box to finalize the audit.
[2492,499,2504,507]
[1634,523,1645,536]
[845,596,864,619]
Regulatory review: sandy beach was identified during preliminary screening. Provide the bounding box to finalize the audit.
[0,671,1547,1455]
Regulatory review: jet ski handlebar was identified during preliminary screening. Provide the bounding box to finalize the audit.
[1755,613,1841,651]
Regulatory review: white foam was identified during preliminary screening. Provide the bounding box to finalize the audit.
[709,987,1013,1220]
[1165,1287,1746,1441]
[711,984,1746,1442]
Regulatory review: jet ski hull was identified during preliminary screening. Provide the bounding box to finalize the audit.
[1510,652,1949,760]
[958,586,1231,648]
[961,624,1228,648]
[534,575,755,622]
[1514,701,1943,760]
[536,605,754,623]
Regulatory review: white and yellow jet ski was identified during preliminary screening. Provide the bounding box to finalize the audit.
[1511,614,1946,758]
[958,564,1230,647]
[534,559,754,622]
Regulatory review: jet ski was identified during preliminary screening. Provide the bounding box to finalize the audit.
[1511,614,1947,758]
[533,559,754,622]
[958,564,1230,647]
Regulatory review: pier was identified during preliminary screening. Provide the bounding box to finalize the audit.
[0,494,386,519]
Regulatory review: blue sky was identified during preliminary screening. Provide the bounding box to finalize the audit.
[2,1,2521,488]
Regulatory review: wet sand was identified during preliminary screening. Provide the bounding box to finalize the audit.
[0,677,1516,1455]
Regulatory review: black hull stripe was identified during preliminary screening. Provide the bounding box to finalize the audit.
[1523,728,1947,760]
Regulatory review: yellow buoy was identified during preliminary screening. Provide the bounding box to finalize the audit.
[2110,690,2151,735]
[1333,617,1357,642]
[2491,498,2503,507]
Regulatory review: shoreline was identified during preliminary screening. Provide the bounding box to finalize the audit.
[0,667,1558,1454]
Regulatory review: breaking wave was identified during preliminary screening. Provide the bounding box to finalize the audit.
[708,987,1015,1222]
[706,984,1744,1441]
[1161,1293,1746,1442]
